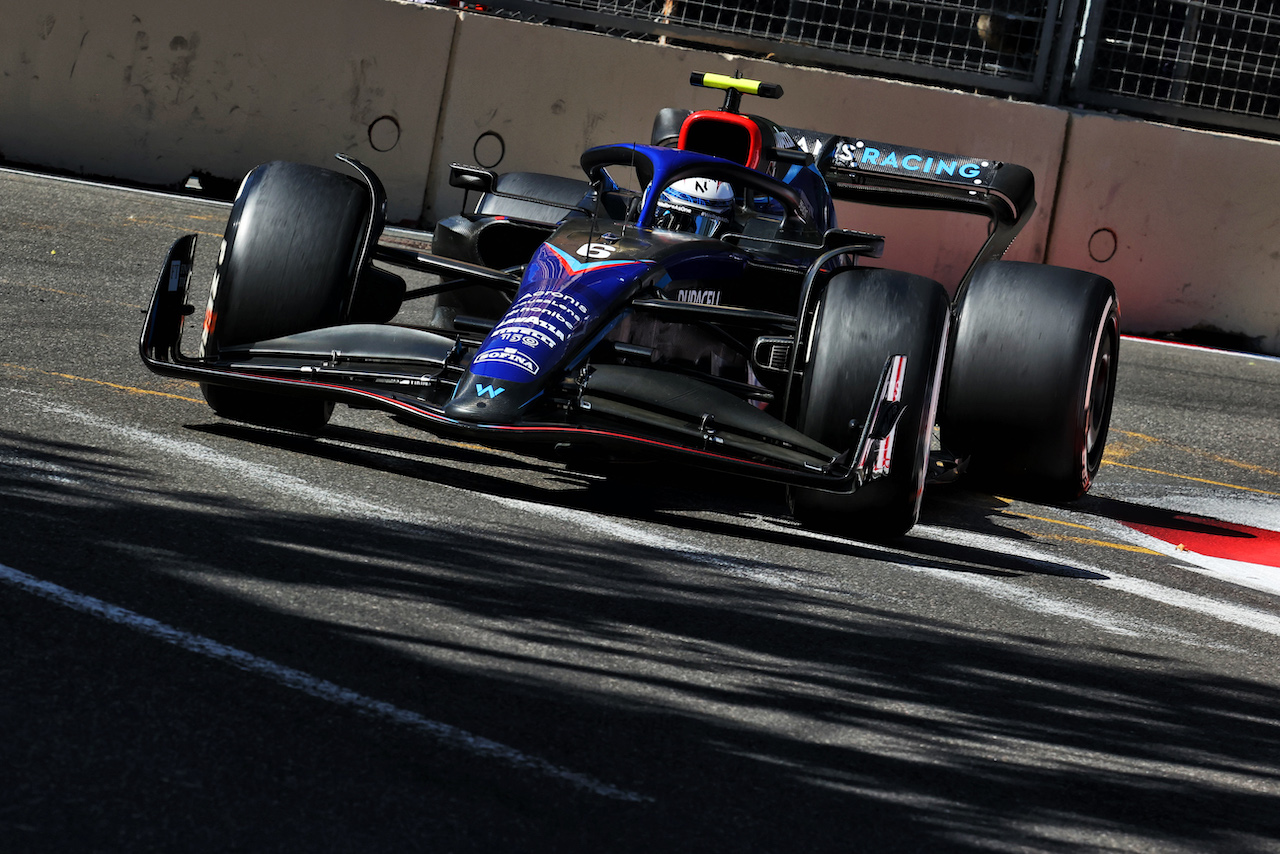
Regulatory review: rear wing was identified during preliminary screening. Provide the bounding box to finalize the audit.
[780,127,1037,268]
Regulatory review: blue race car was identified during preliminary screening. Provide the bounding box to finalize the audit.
[141,73,1119,537]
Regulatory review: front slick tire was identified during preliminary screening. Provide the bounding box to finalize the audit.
[942,261,1120,500]
[200,161,371,432]
[788,268,950,539]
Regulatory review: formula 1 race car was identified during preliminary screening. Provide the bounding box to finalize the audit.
[140,72,1119,537]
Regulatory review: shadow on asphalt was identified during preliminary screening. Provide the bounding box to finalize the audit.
[3,424,1279,853]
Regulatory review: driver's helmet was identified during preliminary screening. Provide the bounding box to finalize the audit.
[654,177,734,237]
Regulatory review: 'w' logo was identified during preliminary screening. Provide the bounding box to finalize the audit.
[475,383,505,399]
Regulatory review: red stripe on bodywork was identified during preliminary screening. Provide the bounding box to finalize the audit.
[216,370,828,478]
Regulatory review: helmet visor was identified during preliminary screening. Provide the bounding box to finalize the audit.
[656,208,728,237]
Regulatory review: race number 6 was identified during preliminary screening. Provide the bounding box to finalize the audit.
[576,243,619,259]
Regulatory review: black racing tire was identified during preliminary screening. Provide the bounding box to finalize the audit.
[199,160,370,432]
[941,260,1120,500]
[787,268,951,538]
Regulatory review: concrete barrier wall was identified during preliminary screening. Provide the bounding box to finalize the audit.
[0,0,455,223]
[2,0,1277,353]
[1048,114,1280,353]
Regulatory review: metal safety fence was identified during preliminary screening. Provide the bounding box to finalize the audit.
[467,0,1280,138]
[1074,0,1280,136]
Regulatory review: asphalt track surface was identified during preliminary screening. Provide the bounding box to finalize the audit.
[2,166,1279,853]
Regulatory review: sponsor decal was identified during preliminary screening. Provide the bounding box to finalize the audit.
[498,325,557,348]
[543,242,645,276]
[475,383,505,399]
[199,242,229,351]
[873,428,896,476]
[472,288,594,379]
[677,289,722,306]
[793,135,825,159]
[490,291,589,351]
[472,347,539,377]
[885,354,906,402]
[831,142,986,182]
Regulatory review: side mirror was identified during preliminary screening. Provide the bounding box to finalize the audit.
[651,108,690,147]
[449,164,498,194]
[822,228,885,258]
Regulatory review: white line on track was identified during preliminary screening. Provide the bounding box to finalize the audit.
[4,390,652,800]
[12,389,800,593]
[765,519,1206,641]
[460,496,1279,647]
[480,493,816,590]
[0,561,649,802]
[14,389,1276,695]
[13,391,442,528]
[749,516,1280,647]
[912,524,1280,641]
[488,487,1272,651]
[24,388,1273,646]
[1090,514,1280,600]
[0,165,232,209]
[1121,335,1280,364]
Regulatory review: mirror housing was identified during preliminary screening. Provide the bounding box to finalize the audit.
[449,164,498,194]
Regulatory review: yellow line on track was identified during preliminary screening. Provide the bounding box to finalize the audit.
[3,279,145,309]
[1110,429,1280,478]
[1033,532,1164,555]
[1103,460,1280,497]
[48,372,203,402]
[999,508,1157,555]
[3,363,201,403]
[1002,511,1094,530]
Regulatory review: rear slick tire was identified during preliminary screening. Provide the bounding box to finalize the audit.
[942,261,1120,500]
[787,268,950,539]
[199,161,371,432]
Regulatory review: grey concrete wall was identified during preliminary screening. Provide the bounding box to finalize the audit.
[1048,114,1280,351]
[0,0,455,223]
[3,0,1276,353]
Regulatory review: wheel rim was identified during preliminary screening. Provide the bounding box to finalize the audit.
[1083,302,1118,473]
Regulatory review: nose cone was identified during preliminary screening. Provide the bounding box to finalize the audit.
[444,374,538,423]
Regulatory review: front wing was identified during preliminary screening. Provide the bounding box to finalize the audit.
[140,234,906,493]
